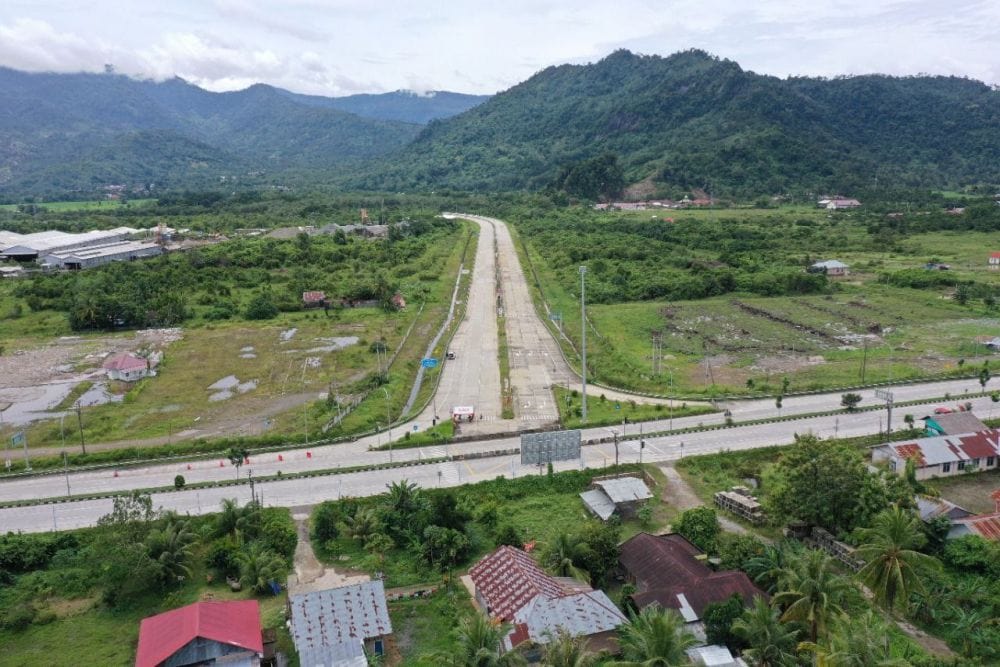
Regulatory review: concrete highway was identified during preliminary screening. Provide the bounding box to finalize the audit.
[1,212,996,531]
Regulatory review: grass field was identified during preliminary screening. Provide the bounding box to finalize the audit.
[925,468,1000,514]
[553,386,716,429]
[0,199,156,212]
[388,589,473,666]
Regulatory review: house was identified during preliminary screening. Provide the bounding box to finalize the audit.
[946,489,1000,541]
[871,429,1000,480]
[916,495,972,523]
[809,260,850,276]
[468,546,626,652]
[686,645,749,667]
[302,291,328,308]
[990,252,1000,268]
[580,475,653,521]
[135,600,263,667]
[619,533,765,635]
[287,580,392,666]
[923,412,988,436]
[823,198,861,210]
[103,352,152,382]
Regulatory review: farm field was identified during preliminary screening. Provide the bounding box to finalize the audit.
[513,204,1000,397]
[0,199,156,212]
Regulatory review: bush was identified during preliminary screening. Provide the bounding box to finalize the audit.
[261,515,297,560]
[0,603,36,631]
[311,502,341,543]
[942,535,999,575]
[173,474,186,489]
[494,524,524,548]
[244,292,279,320]
[673,506,720,553]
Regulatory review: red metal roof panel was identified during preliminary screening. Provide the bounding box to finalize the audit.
[135,600,262,667]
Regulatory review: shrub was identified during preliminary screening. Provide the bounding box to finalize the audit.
[673,506,720,553]
[173,474,186,489]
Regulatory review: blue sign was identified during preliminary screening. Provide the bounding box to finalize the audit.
[11,431,25,447]
[421,357,438,368]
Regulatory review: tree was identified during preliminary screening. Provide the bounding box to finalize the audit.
[244,291,279,320]
[802,611,913,666]
[718,533,767,572]
[428,613,525,667]
[382,479,428,537]
[954,284,970,305]
[173,474,185,490]
[775,395,783,417]
[840,393,862,411]
[703,593,746,648]
[577,521,621,587]
[365,533,394,564]
[731,597,799,667]
[345,506,382,544]
[93,491,159,604]
[227,447,249,482]
[495,523,524,548]
[610,606,697,666]
[902,414,914,430]
[421,525,471,572]
[854,505,941,613]
[236,545,285,595]
[540,629,600,667]
[673,506,720,553]
[773,550,851,642]
[542,532,592,581]
[744,542,801,594]
[978,361,991,394]
[145,517,196,587]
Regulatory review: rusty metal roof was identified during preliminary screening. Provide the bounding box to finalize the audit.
[954,512,1000,541]
[469,546,563,621]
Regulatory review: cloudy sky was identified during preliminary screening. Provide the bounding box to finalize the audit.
[1,0,998,96]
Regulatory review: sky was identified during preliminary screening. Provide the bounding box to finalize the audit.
[1,0,998,97]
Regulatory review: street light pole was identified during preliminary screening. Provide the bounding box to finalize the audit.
[74,401,86,455]
[580,266,588,423]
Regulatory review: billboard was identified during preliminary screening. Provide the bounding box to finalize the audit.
[521,429,581,465]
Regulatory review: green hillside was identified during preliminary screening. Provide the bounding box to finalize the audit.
[351,49,1000,196]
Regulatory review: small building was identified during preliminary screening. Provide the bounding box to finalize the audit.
[948,511,1000,541]
[809,260,850,276]
[990,252,1000,268]
[41,240,162,270]
[452,405,475,423]
[871,429,1000,480]
[288,580,392,666]
[822,198,861,210]
[580,475,653,521]
[916,495,973,523]
[468,545,626,653]
[619,533,765,636]
[923,412,988,437]
[103,352,152,382]
[686,645,749,667]
[303,291,328,308]
[135,600,263,667]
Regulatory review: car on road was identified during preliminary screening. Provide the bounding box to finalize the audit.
[446,351,456,360]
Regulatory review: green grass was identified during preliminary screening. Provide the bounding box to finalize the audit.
[388,588,473,666]
[377,420,454,450]
[924,467,1000,514]
[553,386,716,429]
[0,199,156,212]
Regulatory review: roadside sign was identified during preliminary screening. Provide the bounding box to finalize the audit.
[11,431,25,447]
[421,357,438,368]
[413,424,419,432]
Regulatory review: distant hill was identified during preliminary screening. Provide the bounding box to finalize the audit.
[351,49,1000,196]
[277,89,489,124]
[0,69,423,196]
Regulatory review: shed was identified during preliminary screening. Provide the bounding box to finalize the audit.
[580,476,652,520]
[809,260,850,276]
[135,600,263,667]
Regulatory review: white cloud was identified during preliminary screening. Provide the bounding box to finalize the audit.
[0,1,997,96]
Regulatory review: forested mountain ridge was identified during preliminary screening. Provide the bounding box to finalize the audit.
[276,88,489,124]
[0,68,424,195]
[351,49,1000,196]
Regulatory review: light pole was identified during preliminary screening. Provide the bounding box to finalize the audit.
[381,387,392,462]
[63,451,71,496]
[580,266,588,423]
[74,400,86,455]
[669,368,674,431]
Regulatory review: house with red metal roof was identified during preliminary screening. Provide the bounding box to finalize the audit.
[989,252,1000,268]
[135,600,263,667]
[468,545,626,653]
[103,351,152,382]
[618,533,765,638]
[872,429,1000,480]
[946,489,1000,542]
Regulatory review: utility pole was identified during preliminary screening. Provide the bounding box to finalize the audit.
[580,266,588,423]
[875,389,894,434]
[63,451,71,496]
[613,430,619,467]
[74,401,86,455]
[382,387,392,462]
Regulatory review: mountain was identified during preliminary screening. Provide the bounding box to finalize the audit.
[351,49,1000,196]
[277,89,489,124]
[0,68,422,196]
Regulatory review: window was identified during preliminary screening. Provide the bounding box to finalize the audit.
[942,462,952,473]
[988,456,996,467]
[957,461,966,471]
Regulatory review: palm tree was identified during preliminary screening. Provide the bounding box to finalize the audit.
[946,606,987,657]
[428,613,526,667]
[854,506,941,613]
[540,629,600,667]
[385,479,423,515]
[802,611,912,666]
[744,542,800,594]
[345,506,382,543]
[145,518,196,586]
[609,606,697,666]
[237,544,285,595]
[772,549,851,642]
[731,597,799,667]
[541,532,592,581]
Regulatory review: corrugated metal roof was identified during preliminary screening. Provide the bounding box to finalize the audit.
[289,580,392,659]
[595,477,653,504]
[687,645,739,667]
[916,496,972,522]
[469,546,563,621]
[580,489,616,521]
[925,412,987,435]
[134,600,262,667]
[954,512,1000,541]
[0,229,132,253]
[889,430,1000,467]
[513,590,626,645]
[297,639,367,667]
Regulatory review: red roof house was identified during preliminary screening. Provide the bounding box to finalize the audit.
[619,533,766,622]
[469,545,563,621]
[990,252,1000,266]
[872,429,1000,480]
[135,600,263,667]
[949,512,1000,542]
[103,352,150,382]
[302,290,327,307]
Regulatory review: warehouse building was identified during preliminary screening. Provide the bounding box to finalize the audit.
[0,227,141,262]
[41,240,162,269]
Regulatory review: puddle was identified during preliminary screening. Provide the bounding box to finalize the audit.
[280,328,298,342]
[296,336,360,354]
[241,346,255,353]
[237,380,258,394]
[240,353,257,359]
[0,382,77,426]
[77,382,123,407]
[209,390,234,402]
[208,375,240,391]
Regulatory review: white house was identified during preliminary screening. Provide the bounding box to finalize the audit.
[810,260,850,277]
[872,430,1000,480]
[102,352,151,382]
